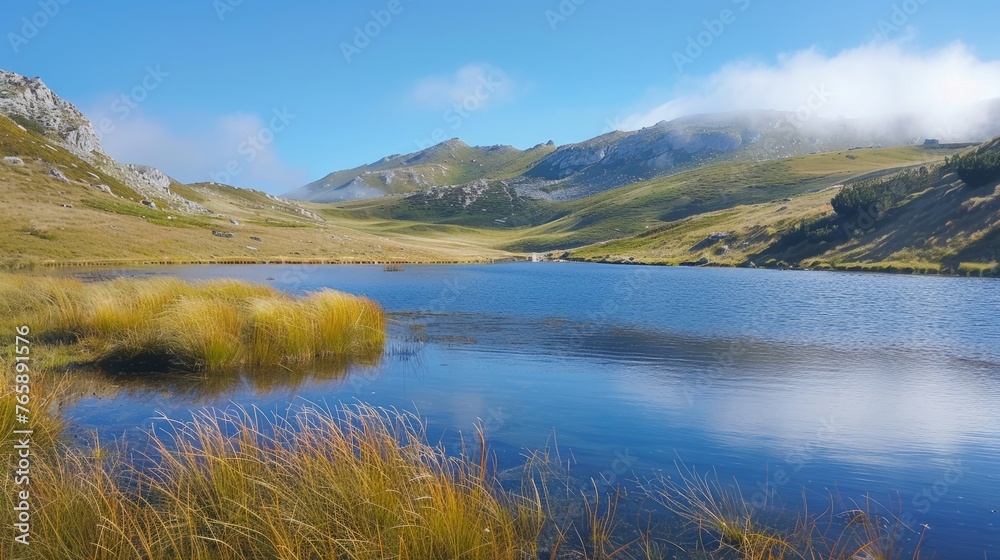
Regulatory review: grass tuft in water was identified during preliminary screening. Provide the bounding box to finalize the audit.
[0,402,545,560]
[0,272,385,372]
[645,464,927,560]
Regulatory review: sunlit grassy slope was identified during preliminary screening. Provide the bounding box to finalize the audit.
[568,150,1000,275]
[328,145,956,252]
[0,115,515,267]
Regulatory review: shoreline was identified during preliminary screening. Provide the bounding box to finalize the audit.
[2,255,529,269]
[564,256,999,278]
[1,254,995,279]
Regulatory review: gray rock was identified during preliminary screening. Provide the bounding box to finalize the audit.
[229,218,240,226]
[212,231,235,238]
[141,200,157,209]
[3,156,23,165]
[245,246,259,251]
[250,236,263,243]
[64,125,102,154]
[297,208,325,221]
[124,164,171,191]
[92,184,112,194]
[49,168,68,181]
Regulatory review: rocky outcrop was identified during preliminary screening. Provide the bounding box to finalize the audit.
[295,207,325,221]
[126,164,171,191]
[0,69,212,215]
[0,70,102,157]
[522,118,757,198]
[91,159,209,213]
[64,125,103,155]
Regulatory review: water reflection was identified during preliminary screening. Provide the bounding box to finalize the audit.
[58,264,1000,558]
[63,358,373,404]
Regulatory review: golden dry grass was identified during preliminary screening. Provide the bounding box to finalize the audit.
[0,273,386,371]
[0,400,545,559]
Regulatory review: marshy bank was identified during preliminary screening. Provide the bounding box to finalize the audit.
[0,273,386,371]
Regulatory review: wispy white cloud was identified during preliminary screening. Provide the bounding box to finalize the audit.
[410,63,515,111]
[621,42,1000,141]
[85,101,308,193]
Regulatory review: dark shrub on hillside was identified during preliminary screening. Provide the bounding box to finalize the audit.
[8,114,46,136]
[831,182,887,218]
[831,168,939,219]
[778,217,844,247]
[950,150,1000,188]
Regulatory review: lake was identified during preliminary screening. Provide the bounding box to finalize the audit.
[64,263,1000,558]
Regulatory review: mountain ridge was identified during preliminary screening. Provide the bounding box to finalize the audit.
[284,138,557,202]
[291,107,1000,204]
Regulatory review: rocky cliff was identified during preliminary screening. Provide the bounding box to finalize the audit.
[0,69,206,213]
[0,70,103,157]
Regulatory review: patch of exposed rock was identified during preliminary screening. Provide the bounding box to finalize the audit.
[100,161,209,214]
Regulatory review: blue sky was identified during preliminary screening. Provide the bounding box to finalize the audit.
[3,0,1000,193]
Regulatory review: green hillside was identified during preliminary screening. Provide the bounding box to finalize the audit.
[0,115,140,200]
[329,145,955,252]
[0,116,515,267]
[567,143,1000,276]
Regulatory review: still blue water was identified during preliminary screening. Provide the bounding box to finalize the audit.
[66,263,1000,557]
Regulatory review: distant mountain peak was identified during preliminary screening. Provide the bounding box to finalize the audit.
[284,138,558,202]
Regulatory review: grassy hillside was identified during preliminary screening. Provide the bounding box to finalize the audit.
[512,146,954,251]
[0,117,516,267]
[0,115,140,200]
[568,146,1000,276]
[327,180,563,229]
[329,146,955,253]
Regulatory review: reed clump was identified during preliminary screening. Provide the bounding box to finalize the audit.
[645,465,926,560]
[0,273,386,371]
[0,403,544,560]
